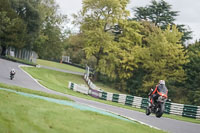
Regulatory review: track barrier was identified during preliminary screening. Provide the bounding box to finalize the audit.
[68,74,200,119]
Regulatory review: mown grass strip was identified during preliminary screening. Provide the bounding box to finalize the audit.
[0,89,166,133]
[37,59,85,73]
[0,83,72,101]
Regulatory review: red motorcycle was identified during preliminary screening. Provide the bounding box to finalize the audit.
[146,87,168,118]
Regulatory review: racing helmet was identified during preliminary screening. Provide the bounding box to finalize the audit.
[11,69,15,73]
[159,80,165,85]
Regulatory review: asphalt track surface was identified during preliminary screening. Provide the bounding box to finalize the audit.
[0,58,199,133]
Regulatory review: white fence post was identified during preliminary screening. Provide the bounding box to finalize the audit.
[170,103,184,116]
[132,96,142,108]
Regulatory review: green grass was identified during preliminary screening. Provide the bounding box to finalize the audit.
[163,114,200,124]
[0,83,72,101]
[37,59,85,73]
[0,90,166,133]
[22,67,87,94]
[22,67,200,124]
[37,59,122,94]
[94,82,126,94]
[22,67,143,109]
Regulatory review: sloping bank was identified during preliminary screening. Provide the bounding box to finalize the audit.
[0,87,134,123]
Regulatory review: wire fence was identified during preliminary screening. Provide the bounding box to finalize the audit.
[6,47,38,63]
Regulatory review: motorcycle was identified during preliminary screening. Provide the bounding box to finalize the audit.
[146,88,168,118]
[10,69,15,80]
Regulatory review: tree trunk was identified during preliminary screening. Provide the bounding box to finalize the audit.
[1,45,7,56]
[93,71,100,82]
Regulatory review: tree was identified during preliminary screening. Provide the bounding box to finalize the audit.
[125,21,161,95]
[10,0,41,49]
[74,0,148,92]
[0,0,26,55]
[33,0,68,60]
[38,0,67,27]
[36,24,64,60]
[133,0,178,28]
[74,0,130,79]
[132,0,192,44]
[140,25,188,96]
[176,24,193,45]
[184,41,200,105]
[64,33,88,65]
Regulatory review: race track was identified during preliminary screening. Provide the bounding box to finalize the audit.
[0,58,199,133]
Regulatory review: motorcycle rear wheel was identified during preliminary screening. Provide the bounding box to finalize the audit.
[146,107,151,116]
[10,75,14,80]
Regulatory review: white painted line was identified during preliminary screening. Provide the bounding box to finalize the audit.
[18,65,54,92]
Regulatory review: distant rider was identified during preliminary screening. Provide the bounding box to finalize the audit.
[148,80,168,106]
[10,69,16,77]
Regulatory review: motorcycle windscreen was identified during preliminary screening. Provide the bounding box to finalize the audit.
[157,84,168,97]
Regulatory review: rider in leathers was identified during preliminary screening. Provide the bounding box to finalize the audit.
[149,80,168,106]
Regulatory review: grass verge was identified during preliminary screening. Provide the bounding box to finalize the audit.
[22,67,200,124]
[0,88,166,133]
[94,82,126,94]
[37,59,85,73]
[37,59,122,94]
[0,83,71,101]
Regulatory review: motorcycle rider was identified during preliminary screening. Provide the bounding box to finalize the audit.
[148,80,168,107]
[10,69,16,79]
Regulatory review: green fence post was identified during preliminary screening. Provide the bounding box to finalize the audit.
[70,83,74,90]
[125,95,134,106]
[112,94,119,102]
[164,101,171,114]
[141,98,148,109]
[182,105,198,118]
[101,92,107,100]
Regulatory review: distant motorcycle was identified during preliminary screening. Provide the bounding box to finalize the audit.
[146,89,168,118]
[10,69,16,80]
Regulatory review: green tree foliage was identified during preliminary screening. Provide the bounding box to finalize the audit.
[33,0,68,60]
[0,0,26,55]
[64,34,88,65]
[143,25,188,88]
[77,0,152,92]
[113,20,144,80]
[127,25,188,97]
[133,0,178,28]
[0,13,26,48]
[75,0,130,78]
[35,24,64,60]
[10,0,41,49]
[132,0,192,44]
[126,21,159,95]
[0,0,67,60]
[176,24,193,44]
[38,0,67,26]
[184,41,200,105]
[76,0,145,89]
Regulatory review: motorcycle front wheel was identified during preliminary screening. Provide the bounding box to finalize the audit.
[155,103,164,118]
[146,106,151,116]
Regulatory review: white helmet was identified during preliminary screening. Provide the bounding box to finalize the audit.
[11,69,15,73]
[159,80,165,85]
